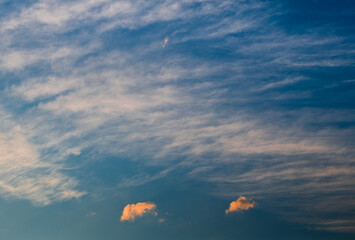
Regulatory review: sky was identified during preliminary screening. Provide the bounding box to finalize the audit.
[0,0,355,239]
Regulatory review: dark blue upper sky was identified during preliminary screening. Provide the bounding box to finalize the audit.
[0,0,354,239]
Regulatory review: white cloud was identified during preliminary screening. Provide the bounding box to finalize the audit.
[0,0,354,232]
[86,211,96,217]
[0,110,85,205]
[1,0,107,31]
[0,44,96,71]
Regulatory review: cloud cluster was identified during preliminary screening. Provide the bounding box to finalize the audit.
[0,0,354,232]
[120,202,157,222]
[226,196,255,214]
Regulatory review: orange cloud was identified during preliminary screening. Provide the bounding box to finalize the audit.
[225,196,255,214]
[120,202,157,222]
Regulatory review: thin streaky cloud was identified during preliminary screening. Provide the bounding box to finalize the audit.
[0,0,354,234]
[0,109,85,205]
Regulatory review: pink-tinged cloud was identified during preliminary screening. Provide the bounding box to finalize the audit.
[162,37,169,48]
[226,196,255,214]
[120,202,157,222]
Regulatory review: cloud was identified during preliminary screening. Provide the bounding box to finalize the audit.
[120,202,157,222]
[312,219,355,232]
[0,0,354,232]
[86,211,96,217]
[225,196,255,214]
[0,109,85,205]
[0,0,106,31]
[0,0,232,33]
[162,37,169,48]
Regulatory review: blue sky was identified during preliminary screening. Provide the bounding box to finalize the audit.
[0,0,355,239]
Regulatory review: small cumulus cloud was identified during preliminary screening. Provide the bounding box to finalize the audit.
[226,196,255,214]
[120,202,157,222]
[162,37,169,48]
[86,211,96,217]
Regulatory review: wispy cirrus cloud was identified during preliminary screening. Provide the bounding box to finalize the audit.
[0,0,354,232]
[0,109,85,206]
[1,0,252,33]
